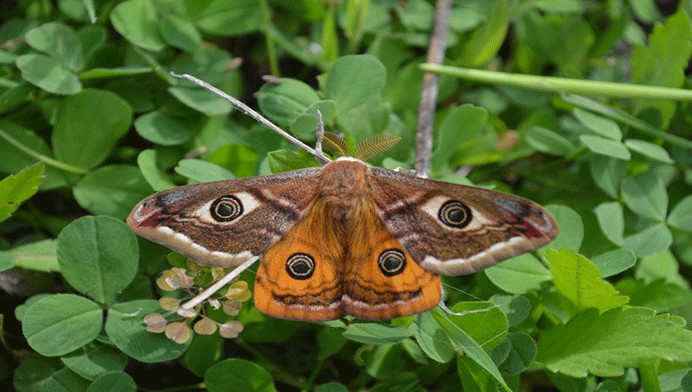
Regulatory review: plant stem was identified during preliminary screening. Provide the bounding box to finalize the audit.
[640,363,661,392]
[0,129,88,175]
[301,358,326,392]
[420,65,692,101]
[415,0,451,177]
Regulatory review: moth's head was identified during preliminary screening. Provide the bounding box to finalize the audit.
[127,196,161,230]
[127,188,193,231]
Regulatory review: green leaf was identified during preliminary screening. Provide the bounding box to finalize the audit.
[500,332,536,375]
[397,0,434,31]
[457,355,500,392]
[239,314,299,344]
[180,334,224,377]
[58,0,95,22]
[204,359,276,392]
[134,111,190,146]
[485,253,551,294]
[187,0,262,36]
[542,17,595,76]
[431,307,511,392]
[137,149,176,191]
[455,0,508,67]
[616,279,692,313]
[623,224,673,257]
[629,0,663,22]
[594,202,624,246]
[411,312,455,363]
[22,294,102,357]
[110,0,165,51]
[316,382,349,392]
[12,353,62,392]
[168,87,232,116]
[406,340,439,364]
[490,294,531,327]
[589,156,625,199]
[57,216,139,304]
[447,2,488,32]
[0,82,33,115]
[448,301,508,349]
[324,54,386,116]
[636,250,687,287]
[321,7,338,63]
[334,96,391,141]
[431,104,488,170]
[73,165,153,220]
[532,0,583,12]
[624,139,674,164]
[0,239,57,273]
[546,249,628,314]
[659,369,692,392]
[159,14,202,52]
[579,135,630,160]
[256,79,320,127]
[631,10,692,129]
[52,89,132,170]
[547,205,583,252]
[16,295,50,323]
[316,327,348,361]
[86,371,137,392]
[16,53,81,95]
[621,172,668,220]
[209,144,259,178]
[0,253,11,272]
[40,368,90,392]
[536,307,692,377]
[365,344,403,379]
[61,343,128,381]
[0,120,67,190]
[267,150,320,173]
[668,195,692,231]
[290,100,337,140]
[523,126,575,156]
[591,249,636,278]
[342,323,410,345]
[25,22,84,71]
[573,109,622,140]
[105,300,190,363]
[0,161,44,222]
[174,159,234,183]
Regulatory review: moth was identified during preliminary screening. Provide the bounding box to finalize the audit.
[128,154,558,321]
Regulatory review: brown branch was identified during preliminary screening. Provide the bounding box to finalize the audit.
[415,0,451,177]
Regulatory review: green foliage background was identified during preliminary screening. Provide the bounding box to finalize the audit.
[1,0,691,391]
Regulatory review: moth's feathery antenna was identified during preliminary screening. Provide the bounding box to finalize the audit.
[170,72,331,166]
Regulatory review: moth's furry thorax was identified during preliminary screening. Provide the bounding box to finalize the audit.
[320,159,369,223]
